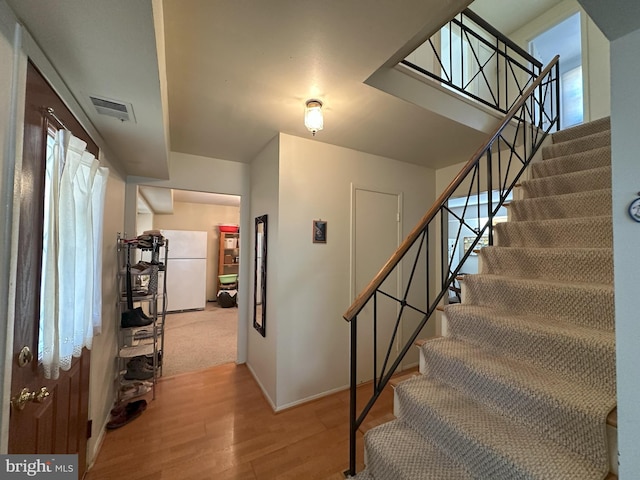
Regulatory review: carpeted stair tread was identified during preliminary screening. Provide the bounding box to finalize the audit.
[395,376,605,479]
[463,274,614,330]
[350,471,373,480]
[354,116,615,480]
[520,165,611,198]
[508,189,611,221]
[532,146,611,178]
[542,129,610,159]
[443,304,616,392]
[363,419,473,479]
[494,215,612,248]
[420,337,614,463]
[551,116,610,144]
[478,246,613,284]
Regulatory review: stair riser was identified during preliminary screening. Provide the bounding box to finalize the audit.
[531,146,611,178]
[363,420,473,480]
[495,218,612,248]
[543,130,610,159]
[551,117,610,144]
[479,247,613,284]
[444,309,616,393]
[395,380,603,478]
[351,471,373,480]
[509,189,612,222]
[522,167,611,198]
[391,365,619,478]
[463,276,614,330]
[365,441,411,480]
[420,344,612,464]
[395,392,528,478]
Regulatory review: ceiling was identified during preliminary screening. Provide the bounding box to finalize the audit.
[6,0,561,206]
[138,186,240,215]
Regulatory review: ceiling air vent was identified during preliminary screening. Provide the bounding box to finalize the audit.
[89,95,136,123]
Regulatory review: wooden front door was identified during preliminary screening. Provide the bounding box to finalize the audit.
[8,61,95,478]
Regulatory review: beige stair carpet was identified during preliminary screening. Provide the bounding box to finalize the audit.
[355,117,615,480]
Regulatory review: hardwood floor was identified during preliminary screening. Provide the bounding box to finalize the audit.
[86,363,395,479]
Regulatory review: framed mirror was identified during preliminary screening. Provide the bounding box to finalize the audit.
[253,215,267,336]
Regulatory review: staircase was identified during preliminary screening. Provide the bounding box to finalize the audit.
[352,117,616,479]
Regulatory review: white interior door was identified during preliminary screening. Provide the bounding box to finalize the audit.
[353,187,400,384]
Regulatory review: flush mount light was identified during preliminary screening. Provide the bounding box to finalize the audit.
[304,99,323,136]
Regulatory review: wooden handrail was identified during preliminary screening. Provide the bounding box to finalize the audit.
[343,55,559,322]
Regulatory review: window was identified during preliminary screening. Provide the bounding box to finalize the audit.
[38,127,109,379]
[529,12,583,129]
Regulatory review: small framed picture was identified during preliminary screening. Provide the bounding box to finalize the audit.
[313,220,327,243]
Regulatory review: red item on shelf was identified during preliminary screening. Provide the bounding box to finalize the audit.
[218,224,239,233]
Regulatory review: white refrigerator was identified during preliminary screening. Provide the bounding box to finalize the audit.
[161,229,208,311]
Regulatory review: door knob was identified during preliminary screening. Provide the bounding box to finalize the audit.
[11,387,50,411]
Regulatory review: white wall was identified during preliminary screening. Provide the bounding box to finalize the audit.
[247,135,280,407]
[86,169,125,464]
[274,134,436,409]
[136,212,154,236]
[610,27,640,478]
[0,1,126,465]
[153,201,240,301]
[508,0,611,122]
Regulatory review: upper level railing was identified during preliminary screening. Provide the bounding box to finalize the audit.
[343,52,560,477]
[400,8,543,114]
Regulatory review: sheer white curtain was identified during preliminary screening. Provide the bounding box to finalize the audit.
[39,129,109,379]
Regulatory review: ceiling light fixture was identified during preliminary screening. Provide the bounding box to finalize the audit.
[304,99,323,136]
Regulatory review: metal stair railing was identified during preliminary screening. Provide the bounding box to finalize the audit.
[343,55,560,477]
[401,8,544,114]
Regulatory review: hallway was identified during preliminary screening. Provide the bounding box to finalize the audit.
[86,363,394,479]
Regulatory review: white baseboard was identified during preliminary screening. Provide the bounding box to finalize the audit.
[86,413,110,471]
[248,363,415,413]
[274,383,350,412]
[246,363,351,412]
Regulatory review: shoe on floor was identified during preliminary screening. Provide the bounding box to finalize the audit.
[110,399,148,417]
[106,400,147,429]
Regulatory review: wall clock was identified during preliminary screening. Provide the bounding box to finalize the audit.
[628,197,640,222]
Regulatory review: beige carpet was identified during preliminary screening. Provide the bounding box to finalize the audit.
[161,302,237,377]
[357,116,616,479]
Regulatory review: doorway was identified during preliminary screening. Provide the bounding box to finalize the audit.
[529,12,584,129]
[135,187,240,376]
[352,186,401,384]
